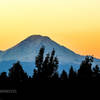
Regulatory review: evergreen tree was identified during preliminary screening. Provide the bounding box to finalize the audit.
[48,49,59,79]
[60,70,68,80]
[33,69,38,80]
[51,72,59,80]
[93,65,100,74]
[34,46,45,80]
[9,61,28,81]
[78,56,93,80]
[69,66,77,80]
[33,47,59,80]
[35,46,44,72]
[0,72,7,80]
[42,53,50,79]
[93,65,100,79]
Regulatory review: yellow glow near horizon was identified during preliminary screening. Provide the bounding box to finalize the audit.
[0,0,100,58]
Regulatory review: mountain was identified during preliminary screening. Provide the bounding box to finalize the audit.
[0,35,100,75]
[0,50,3,54]
[0,50,3,60]
[0,35,82,62]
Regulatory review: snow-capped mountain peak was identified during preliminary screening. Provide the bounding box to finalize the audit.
[0,35,100,75]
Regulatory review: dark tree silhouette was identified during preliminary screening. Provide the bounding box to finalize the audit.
[0,47,100,82]
[33,46,45,80]
[33,47,59,80]
[60,70,68,80]
[0,72,7,80]
[93,65,100,79]
[51,72,59,80]
[33,69,38,80]
[48,49,59,79]
[93,65,100,74]
[69,66,77,80]
[35,46,44,72]
[1,46,100,100]
[9,61,28,81]
[78,56,93,80]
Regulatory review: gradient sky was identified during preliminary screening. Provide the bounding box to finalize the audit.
[0,0,100,58]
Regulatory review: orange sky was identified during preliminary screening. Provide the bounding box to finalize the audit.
[0,0,100,58]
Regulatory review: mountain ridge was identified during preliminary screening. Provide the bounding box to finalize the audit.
[0,35,81,62]
[0,35,100,75]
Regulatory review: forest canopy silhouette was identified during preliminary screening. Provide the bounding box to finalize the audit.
[0,47,100,81]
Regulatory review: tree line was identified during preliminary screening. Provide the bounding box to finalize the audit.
[0,47,100,81]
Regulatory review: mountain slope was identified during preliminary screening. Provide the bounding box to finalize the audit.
[0,35,82,63]
[0,35,100,75]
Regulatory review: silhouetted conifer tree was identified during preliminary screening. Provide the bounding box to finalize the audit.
[34,46,45,80]
[51,72,59,80]
[9,61,28,81]
[33,69,38,80]
[78,56,93,80]
[93,65,100,79]
[0,72,7,80]
[69,66,77,80]
[60,70,68,80]
[48,49,59,79]
[33,47,59,80]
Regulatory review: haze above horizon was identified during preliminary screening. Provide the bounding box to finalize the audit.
[0,0,100,58]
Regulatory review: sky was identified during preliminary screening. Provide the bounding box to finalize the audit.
[0,0,100,58]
